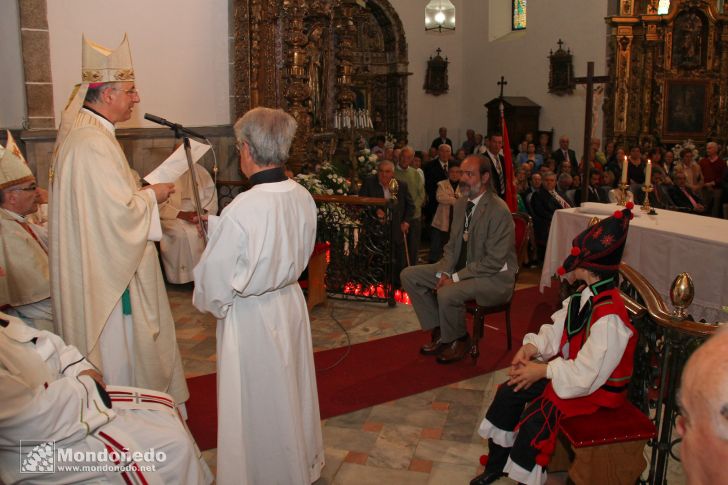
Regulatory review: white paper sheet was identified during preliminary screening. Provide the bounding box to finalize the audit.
[144,139,211,185]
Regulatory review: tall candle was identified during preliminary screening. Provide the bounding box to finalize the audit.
[621,156,628,185]
[645,159,652,187]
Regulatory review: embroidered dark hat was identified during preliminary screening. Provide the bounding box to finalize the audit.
[557,202,634,276]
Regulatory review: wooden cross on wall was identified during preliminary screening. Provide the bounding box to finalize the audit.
[497,76,508,99]
[574,61,609,204]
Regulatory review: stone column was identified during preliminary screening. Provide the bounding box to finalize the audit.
[18,0,55,130]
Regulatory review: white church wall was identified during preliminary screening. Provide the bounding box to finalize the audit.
[389,0,608,157]
[0,1,26,129]
[388,0,467,152]
[46,0,230,129]
[461,0,609,157]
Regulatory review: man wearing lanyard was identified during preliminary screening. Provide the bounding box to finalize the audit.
[402,155,517,364]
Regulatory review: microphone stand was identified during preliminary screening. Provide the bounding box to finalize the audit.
[174,125,207,242]
[145,113,208,242]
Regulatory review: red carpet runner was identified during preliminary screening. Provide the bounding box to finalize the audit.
[185,284,561,450]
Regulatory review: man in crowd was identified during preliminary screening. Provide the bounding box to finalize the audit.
[424,143,452,230]
[699,141,726,217]
[482,133,507,200]
[402,155,517,364]
[50,35,188,404]
[0,144,51,330]
[431,126,453,150]
[396,146,425,266]
[531,172,570,258]
[461,128,477,155]
[0,311,212,485]
[557,172,574,203]
[552,135,577,173]
[669,170,705,213]
[159,163,218,284]
[677,329,728,484]
[573,170,609,206]
[360,160,414,285]
[193,107,324,484]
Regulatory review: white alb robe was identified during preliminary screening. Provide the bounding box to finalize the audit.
[193,178,324,485]
[160,164,218,283]
[0,312,211,485]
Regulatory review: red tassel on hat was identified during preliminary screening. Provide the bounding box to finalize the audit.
[556,266,566,276]
[613,210,624,219]
[570,246,581,256]
[626,201,635,210]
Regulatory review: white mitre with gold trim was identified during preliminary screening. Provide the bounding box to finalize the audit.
[0,132,33,190]
[82,33,135,83]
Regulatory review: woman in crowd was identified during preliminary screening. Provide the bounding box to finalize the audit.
[677,149,705,194]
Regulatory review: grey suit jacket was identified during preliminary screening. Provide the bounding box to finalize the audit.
[435,190,518,282]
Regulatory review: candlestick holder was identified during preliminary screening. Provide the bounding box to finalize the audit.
[641,184,653,212]
[617,183,630,206]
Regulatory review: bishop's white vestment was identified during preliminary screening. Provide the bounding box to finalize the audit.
[193,176,324,485]
[50,109,188,404]
[159,164,217,283]
[0,208,52,330]
[0,312,212,485]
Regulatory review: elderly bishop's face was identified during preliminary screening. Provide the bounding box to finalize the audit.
[107,81,140,123]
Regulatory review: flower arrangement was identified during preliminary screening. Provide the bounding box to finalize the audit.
[294,162,357,227]
[671,139,700,161]
[355,148,379,182]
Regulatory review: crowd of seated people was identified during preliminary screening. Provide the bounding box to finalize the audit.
[352,128,728,272]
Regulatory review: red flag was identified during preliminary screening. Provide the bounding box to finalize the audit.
[500,108,518,212]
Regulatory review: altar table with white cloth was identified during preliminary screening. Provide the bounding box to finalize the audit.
[540,203,728,323]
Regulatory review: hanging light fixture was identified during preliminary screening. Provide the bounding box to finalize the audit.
[425,0,456,32]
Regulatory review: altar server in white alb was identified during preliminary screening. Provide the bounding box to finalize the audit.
[50,35,188,404]
[193,107,324,485]
[160,163,217,283]
[0,311,212,485]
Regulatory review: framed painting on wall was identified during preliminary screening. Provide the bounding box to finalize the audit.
[663,80,709,138]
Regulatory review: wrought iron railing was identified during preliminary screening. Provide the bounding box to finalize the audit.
[618,263,719,485]
[312,194,396,306]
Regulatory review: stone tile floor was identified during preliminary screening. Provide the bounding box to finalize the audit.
[169,267,685,484]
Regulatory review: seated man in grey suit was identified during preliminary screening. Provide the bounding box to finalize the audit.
[401,155,518,364]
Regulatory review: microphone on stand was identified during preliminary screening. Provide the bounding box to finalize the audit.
[144,113,206,140]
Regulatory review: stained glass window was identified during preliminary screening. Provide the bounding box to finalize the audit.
[658,0,670,15]
[512,0,526,31]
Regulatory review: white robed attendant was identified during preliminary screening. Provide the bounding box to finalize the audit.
[0,312,212,485]
[160,164,217,283]
[49,35,188,404]
[193,107,324,485]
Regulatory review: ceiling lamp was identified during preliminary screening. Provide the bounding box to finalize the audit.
[425,0,456,32]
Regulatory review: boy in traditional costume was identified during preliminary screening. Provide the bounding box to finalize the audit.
[471,202,637,485]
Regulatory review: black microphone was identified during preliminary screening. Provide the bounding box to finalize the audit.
[144,113,206,140]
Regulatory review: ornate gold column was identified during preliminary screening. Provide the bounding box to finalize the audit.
[283,0,313,172]
[719,24,728,138]
[641,20,659,138]
[614,26,634,137]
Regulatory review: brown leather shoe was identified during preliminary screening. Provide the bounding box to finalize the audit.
[420,327,446,355]
[436,335,472,364]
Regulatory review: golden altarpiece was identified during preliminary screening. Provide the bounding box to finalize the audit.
[230,0,408,173]
[605,0,728,147]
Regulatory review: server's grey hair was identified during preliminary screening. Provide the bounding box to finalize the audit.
[234,107,298,167]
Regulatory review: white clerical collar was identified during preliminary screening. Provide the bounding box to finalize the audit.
[81,107,115,134]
